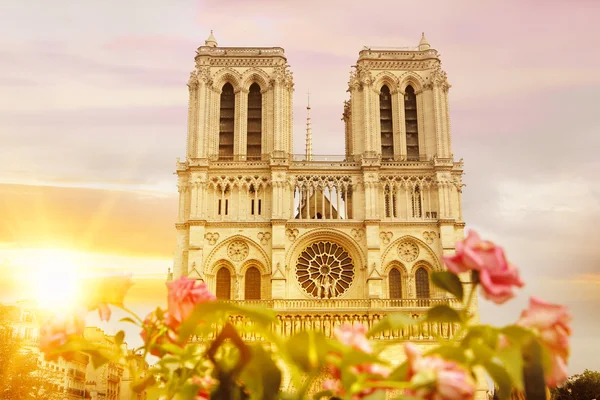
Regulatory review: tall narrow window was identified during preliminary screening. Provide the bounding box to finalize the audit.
[244,267,261,300]
[380,85,393,160]
[247,83,262,160]
[216,267,231,300]
[219,83,234,159]
[384,185,392,218]
[412,185,422,218]
[415,267,430,298]
[389,268,402,299]
[404,85,419,160]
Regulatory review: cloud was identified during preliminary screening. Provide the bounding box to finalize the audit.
[0,184,177,257]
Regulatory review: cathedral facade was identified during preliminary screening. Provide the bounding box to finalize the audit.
[171,32,472,347]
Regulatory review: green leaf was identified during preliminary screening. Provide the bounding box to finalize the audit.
[431,271,464,301]
[462,325,499,349]
[114,330,125,347]
[387,361,409,381]
[119,317,138,325]
[132,374,157,393]
[426,305,463,323]
[471,340,496,364]
[425,345,467,364]
[484,359,513,400]
[313,390,335,400]
[500,325,534,345]
[368,313,414,338]
[285,331,333,372]
[159,343,185,356]
[497,345,524,391]
[240,345,282,400]
[522,338,548,400]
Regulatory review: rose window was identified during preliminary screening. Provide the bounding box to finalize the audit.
[398,241,419,262]
[296,241,354,299]
[227,240,249,262]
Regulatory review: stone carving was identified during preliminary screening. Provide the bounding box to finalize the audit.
[285,228,299,241]
[422,231,436,245]
[296,241,354,299]
[227,240,249,262]
[351,228,364,241]
[379,231,393,245]
[398,241,419,262]
[205,232,220,245]
[257,232,271,245]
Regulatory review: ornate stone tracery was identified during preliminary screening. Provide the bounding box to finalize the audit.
[227,240,249,262]
[296,241,354,299]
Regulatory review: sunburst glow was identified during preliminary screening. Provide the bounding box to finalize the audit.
[18,249,85,312]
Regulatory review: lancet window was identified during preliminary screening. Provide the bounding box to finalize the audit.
[207,175,271,220]
[389,268,402,299]
[293,175,354,220]
[380,85,394,160]
[244,267,261,300]
[219,83,235,160]
[415,267,430,299]
[246,83,262,160]
[216,267,231,300]
[404,85,419,160]
[380,176,437,221]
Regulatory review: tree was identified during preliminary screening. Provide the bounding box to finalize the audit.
[551,370,600,400]
[0,305,63,400]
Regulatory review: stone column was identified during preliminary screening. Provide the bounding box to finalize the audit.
[186,72,198,159]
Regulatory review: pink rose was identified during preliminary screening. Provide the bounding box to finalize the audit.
[333,323,372,354]
[166,277,216,329]
[39,310,86,361]
[326,324,390,398]
[443,230,524,304]
[404,343,476,400]
[193,374,216,399]
[517,297,571,387]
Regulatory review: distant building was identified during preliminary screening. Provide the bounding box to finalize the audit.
[83,327,125,400]
[4,300,89,399]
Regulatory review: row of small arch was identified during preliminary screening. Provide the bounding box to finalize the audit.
[206,67,428,95]
[211,264,433,301]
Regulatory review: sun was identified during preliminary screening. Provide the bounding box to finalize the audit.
[26,249,84,312]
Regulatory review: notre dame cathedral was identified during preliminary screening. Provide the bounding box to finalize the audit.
[170,32,477,369]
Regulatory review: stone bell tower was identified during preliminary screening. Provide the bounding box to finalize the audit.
[184,31,294,163]
[343,33,452,163]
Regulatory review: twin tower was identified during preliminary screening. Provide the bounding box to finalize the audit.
[172,32,465,316]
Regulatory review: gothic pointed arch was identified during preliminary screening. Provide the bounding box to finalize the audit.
[373,71,399,93]
[212,68,242,92]
[244,266,261,300]
[397,71,425,93]
[247,82,262,160]
[415,266,430,299]
[404,84,419,160]
[241,68,270,91]
[216,266,232,300]
[381,235,442,272]
[205,235,271,275]
[379,84,393,160]
[219,82,235,159]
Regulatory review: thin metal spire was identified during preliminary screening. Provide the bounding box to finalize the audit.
[305,90,312,161]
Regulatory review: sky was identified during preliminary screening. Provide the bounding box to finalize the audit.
[0,0,599,374]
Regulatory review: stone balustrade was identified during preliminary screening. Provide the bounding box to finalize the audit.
[193,298,462,343]
[225,298,458,312]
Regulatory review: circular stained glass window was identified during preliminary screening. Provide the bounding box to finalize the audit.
[296,241,354,299]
